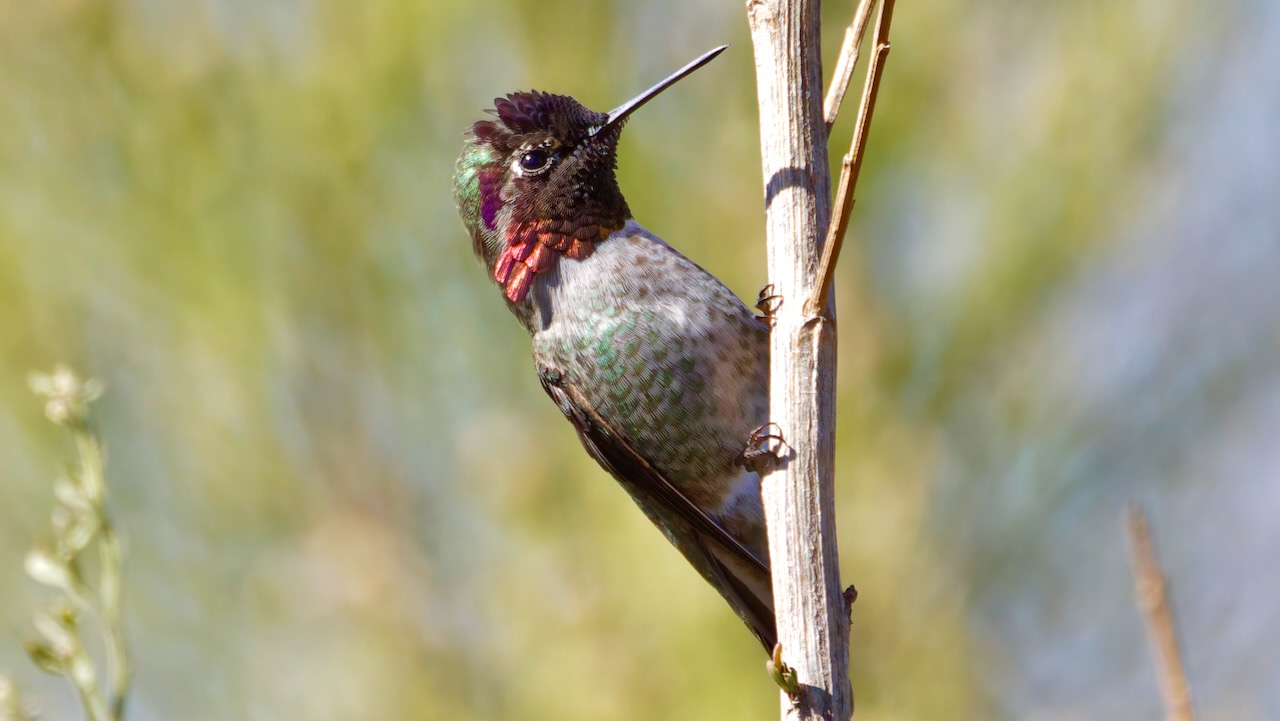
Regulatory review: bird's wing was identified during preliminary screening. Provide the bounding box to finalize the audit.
[537,365,776,651]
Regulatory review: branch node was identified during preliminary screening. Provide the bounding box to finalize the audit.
[767,643,803,701]
[843,584,859,621]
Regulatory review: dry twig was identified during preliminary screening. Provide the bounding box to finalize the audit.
[823,0,878,130]
[746,0,849,717]
[810,0,897,315]
[1126,506,1195,721]
[747,0,897,715]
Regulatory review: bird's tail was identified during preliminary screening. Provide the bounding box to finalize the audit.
[704,539,776,652]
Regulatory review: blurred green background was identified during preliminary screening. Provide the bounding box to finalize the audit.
[2,0,1277,719]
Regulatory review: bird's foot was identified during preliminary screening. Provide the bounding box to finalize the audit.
[767,643,802,701]
[755,284,782,325]
[739,422,787,474]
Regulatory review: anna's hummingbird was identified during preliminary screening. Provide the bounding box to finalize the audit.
[453,46,775,651]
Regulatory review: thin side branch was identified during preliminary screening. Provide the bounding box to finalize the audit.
[810,0,896,315]
[1125,506,1194,721]
[823,0,878,131]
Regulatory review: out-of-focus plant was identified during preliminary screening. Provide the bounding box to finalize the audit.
[18,367,129,721]
[0,675,35,721]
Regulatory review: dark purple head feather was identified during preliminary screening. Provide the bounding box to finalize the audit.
[471,92,607,150]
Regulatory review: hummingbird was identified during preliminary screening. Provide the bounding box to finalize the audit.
[453,46,776,652]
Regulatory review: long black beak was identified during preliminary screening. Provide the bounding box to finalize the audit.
[593,45,728,136]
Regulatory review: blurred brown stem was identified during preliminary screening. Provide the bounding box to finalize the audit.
[1125,506,1194,721]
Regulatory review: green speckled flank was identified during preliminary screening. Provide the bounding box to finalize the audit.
[528,223,769,512]
[594,313,639,385]
[568,308,725,481]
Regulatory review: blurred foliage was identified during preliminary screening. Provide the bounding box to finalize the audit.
[0,675,34,721]
[22,367,128,721]
[1,0,1277,720]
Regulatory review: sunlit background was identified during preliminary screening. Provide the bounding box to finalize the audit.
[2,0,1277,719]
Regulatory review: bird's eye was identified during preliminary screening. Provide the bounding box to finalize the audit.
[519,150,551,173]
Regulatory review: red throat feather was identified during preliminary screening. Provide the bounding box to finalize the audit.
[494,220,613,303]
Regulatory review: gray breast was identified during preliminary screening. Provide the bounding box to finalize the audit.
[529,221,769,506]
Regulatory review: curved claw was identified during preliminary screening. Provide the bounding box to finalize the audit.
[755,283,775,306]
[739,422,788,473]
[755,284,782,324]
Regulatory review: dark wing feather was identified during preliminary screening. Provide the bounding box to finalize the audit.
[538,366,776,651]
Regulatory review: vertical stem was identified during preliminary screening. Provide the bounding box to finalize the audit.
[746,1,851,719]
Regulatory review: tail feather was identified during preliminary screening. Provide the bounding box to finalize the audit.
[707,542,776,651]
